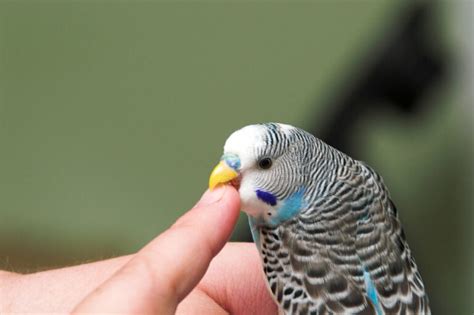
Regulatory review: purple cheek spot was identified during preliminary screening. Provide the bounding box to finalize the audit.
[256,189,277,206]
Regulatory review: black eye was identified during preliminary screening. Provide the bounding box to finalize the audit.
[258,157,272,170]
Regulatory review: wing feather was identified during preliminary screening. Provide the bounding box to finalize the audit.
[258,162,430,314]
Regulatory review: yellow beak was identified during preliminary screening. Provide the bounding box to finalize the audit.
[209,160,239,190]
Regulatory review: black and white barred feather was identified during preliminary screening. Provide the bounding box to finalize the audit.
[252,123,430,315]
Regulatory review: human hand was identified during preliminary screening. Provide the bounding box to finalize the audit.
[72,186,276,314]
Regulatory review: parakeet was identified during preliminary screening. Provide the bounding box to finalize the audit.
[209,123,430,315]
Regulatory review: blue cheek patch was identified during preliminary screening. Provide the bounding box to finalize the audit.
[269,188,305,225]
[256,189,277,206]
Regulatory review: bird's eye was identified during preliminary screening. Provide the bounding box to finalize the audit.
[258,157,272,170]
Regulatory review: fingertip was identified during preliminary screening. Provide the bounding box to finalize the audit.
[223,185,240,208]
[214,185,241,229]
[197,185,240,206]
[193,185,240,219]
[216,185,240,219]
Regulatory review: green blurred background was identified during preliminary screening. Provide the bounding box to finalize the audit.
[0,1,472,314]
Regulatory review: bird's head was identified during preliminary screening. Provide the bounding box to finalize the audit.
[209,123,315,223]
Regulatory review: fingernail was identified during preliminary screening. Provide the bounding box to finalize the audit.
[196,186,226,207]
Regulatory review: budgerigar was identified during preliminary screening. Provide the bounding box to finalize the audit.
[209,123,429,315]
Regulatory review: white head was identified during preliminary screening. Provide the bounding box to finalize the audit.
[209,123,309,220]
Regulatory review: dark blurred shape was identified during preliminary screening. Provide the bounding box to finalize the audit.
[238,2,448,251]
[315,1,447,155]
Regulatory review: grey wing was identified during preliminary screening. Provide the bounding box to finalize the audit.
[355,163,430,314]
[259,162,430,314]
[260,220,376,315]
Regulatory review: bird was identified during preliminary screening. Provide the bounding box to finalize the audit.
[208,123,430,315]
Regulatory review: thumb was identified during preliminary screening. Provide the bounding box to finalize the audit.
[73,185,240,314]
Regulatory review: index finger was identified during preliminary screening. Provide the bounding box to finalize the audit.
[74,185,240,314]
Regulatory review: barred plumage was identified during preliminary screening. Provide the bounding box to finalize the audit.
[213,123,430,314]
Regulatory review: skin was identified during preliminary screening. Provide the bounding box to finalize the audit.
[0,186,277,314]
